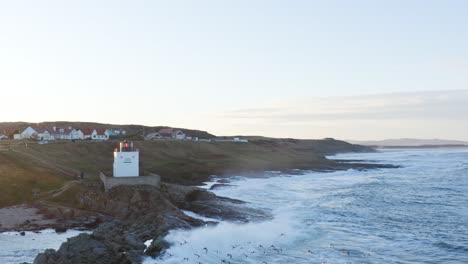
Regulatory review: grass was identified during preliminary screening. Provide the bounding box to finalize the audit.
[0,150,69,207]
[0,138,370,207]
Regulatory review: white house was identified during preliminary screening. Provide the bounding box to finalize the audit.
[20,126,38,140]
[106,129,127,136]
[70,129,84,140]
[36,128,52,140]
[50,127,73,140]
[157,128,186,140]
[95,129,110,141]
[83,128,109,141]
[0,134,7,140]
[45,126,85,140]
[82,128,96,139]
[145,132,162,140]
[18,126,54,140]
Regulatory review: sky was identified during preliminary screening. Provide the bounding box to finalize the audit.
[0,1,467,140]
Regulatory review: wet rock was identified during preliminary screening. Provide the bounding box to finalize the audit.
[54,227,67,233]
[209,183,234,190]
[35,184,270,263]
[216,179,231,184]
[20,231,26,236]
[163,183,272,223]
[145,237,170,257]
[34,234,115,264]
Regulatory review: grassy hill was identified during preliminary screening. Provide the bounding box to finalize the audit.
[0,121,215,140]
[0,138,372,207]
[0,145,70,207]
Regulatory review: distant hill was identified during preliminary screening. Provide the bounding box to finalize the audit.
[347,138,468,147]
[0,121,216,139]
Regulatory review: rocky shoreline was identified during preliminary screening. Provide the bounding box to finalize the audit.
[1,161,396,264]
[32,182,271,264]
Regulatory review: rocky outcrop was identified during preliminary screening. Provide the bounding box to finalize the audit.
[162,183,271,222]
[34,183,270,264]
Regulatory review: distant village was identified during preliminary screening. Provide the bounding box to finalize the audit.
[0,125,248,143]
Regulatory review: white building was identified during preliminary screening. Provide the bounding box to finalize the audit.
[145,132,162,140]
[95,129,110,141]
[106,129,127,136]
[83,128,109,141]
[20,126,38,140]
[157,128,186,140]
[113,141,139,177]
[36,128,52,140]
[0,134,7,140]
[70,129,84,140]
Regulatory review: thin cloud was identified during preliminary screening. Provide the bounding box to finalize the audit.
[221,90,468,123]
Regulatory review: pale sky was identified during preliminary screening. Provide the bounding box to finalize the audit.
[1,1,467,140]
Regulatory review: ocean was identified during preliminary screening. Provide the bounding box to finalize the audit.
[145,148,468,264]
[1,149,467,263]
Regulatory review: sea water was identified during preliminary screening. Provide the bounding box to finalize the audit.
[0,229,91,263]
[144,149,468,264]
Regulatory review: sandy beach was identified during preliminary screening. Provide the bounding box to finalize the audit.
[0,204,56,232]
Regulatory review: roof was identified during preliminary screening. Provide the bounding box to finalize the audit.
[49,127,72,135]
[34,127,50,134]
[28,126,51,134]
[158,128,173,134]
[82,128,95,135]
[145,132,162,139]
[96,128,107,135]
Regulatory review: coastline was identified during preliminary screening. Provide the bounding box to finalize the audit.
[0,139,397,263]
[26,160,394,263]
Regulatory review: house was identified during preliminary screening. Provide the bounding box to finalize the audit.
[20,126,38,139]
[70,129,84,140]
[157,128,186,140]
[18,126,55,140]
[82,128,96,139]
[145,132,162,140]
[95,128,110,141]
[50,127,73,140]
[106,129,127,136]
[83,128,109,140]
[0,134,7,140]
[35,127,53,140]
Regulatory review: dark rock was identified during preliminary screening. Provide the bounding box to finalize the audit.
[209,183,234,190]
[145,237,170,257]
[34,234,115,264]
[54,227,67,233]
[20,231,26,236]
[216,178,231,184]
[34,184,270,263]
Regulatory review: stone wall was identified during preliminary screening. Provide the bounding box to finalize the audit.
[100,172,161,192]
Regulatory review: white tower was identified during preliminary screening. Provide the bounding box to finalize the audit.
[113,141,139,177]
